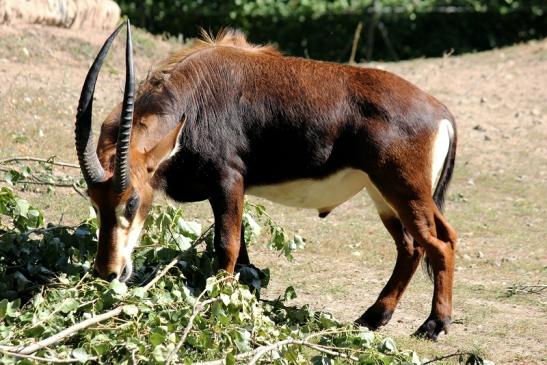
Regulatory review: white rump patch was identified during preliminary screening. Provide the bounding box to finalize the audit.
[431,119,453,191]
[246,168,377,214]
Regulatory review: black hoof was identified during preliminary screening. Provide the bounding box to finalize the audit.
[355,306,393,330]
[413,316,451,341]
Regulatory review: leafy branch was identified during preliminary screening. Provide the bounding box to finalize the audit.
[0,155,86,198]
[0,186,487,364]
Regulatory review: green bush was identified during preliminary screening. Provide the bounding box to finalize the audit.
[115,0,547,61]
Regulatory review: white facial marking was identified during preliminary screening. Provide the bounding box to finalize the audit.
[91,202,101,238]
[115,204,130,229]
[431,119,454,190]
[247,168,382,214]
[114,203,145,262]
[115,216,145,259]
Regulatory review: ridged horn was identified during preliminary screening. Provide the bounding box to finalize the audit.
[113,19,135,193]
[75,22,124,185]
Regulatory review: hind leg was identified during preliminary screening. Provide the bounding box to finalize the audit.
[389,196,457,340]
[356,185,425,329]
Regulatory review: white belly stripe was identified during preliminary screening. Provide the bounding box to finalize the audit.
[246,168,375,213]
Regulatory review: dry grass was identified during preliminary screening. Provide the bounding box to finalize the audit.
[0,23,545,364]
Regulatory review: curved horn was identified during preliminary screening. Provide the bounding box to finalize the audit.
[113,19,135,193]
[76,22,124,185]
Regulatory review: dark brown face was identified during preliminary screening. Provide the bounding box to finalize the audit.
[88,118,185,282]
[76,21,185,282]
[88,176,153,282]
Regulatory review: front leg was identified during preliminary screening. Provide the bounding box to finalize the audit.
[209,172,244,274]
[237,222,251,266]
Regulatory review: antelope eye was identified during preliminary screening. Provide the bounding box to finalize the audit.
[125,195,140,221]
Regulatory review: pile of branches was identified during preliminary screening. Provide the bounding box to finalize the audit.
[0,158,491,364]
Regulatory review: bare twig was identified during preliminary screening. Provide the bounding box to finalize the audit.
[377,21,398,61]
[422,351,480,364]
[0,348,97,363]
[0,179,75,188]
[142,254,184,291]
[0,156,79,169]
[22,225,75,236]
[349,21,363,64]
[72,182,87,199]
[507,284,547,295]
[166,297,220,364]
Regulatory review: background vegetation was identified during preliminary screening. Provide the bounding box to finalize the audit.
[114,0,547,61]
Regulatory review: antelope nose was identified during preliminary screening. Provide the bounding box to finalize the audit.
[92,265,120,281]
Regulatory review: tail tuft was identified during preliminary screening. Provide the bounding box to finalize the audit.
[424,117,457,280]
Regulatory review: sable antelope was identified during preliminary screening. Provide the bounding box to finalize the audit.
[76,20,457,340]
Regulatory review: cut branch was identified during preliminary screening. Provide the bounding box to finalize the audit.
[0,348,97,363]
[165,297,219,364]
[0,156,79,168]
[166,275,232,364]
[11,306,125,355]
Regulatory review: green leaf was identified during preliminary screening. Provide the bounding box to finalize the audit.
[380,337,397,353]
[109,279,128,296]
[0,299,8,321]
[225,352,236,365]
[177,218,201,237]
[359,330,375,348]
[14,198,30,217]
[123,305,139,316]
[283,286,297,301]
[72,348,90,362]
[150,331,166,347]
[131,287,147,298]
[152,344,167,362]
[60,298,80,314]
[219,293,231,306]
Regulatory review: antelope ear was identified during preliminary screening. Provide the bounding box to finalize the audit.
[145,118,186,174]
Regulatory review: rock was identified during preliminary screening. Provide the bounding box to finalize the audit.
[0,0,120,30]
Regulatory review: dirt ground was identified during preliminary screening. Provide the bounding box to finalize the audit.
[0,24,545,364]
